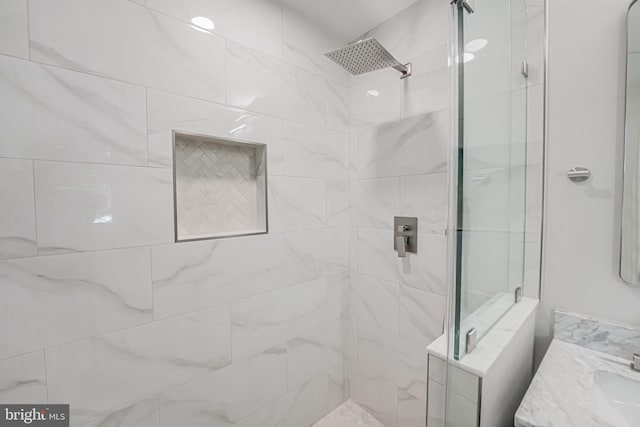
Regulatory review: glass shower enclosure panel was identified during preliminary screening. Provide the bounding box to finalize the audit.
[453,0,529,360]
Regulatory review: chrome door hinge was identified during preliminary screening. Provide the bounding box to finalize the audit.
[466,327,478,353]
[451,0,475,13]
[515,287,523,303]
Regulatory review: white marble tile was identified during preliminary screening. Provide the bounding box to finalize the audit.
[461,168,511,232]
[284,228,348,286]
[0,352,46,404]
[427,354,446,385]
[313,399,385,427]
[29,0,226,103]
[46,305,231,426]
[231,278,327,361]
[554,310,640,359]
[283,121,348,179]
[0,158,36,259]
[152,233,285,319]
[357,320,427,401]
[359,0,448,68]
[350,361,398,427]
[326,179,349,228]
[398,285,445,346]
[459,231,511,301]
[326,81,349,133]
[397,391,426,427]
[282,8,349,85]
[515,340,640,427]
[400,173,448,235]
[0,56,147,166]
[235,371,328,427]
[282,63,328,127]
[146,89,283,172]
[401,46,450,119]
[448,366,480,404]
[286,320,342,390]
[81,397,160,427]
[350,272,399,334]
[34,161,173,254]
[146,0,283,58]
[350,177,400,230]
[269,176,326,232]
[446,391,478,427]
[426,379,445,427]
[463,93,513,170]
[357,228,447,295]
[0,0,27,58]
[349,70,402,128]
[462,0,511,102]
[159,347,287,427]
[357,111,449,179]
[0,247,152,360]
[226,40,286,118]
[327,272,349,322]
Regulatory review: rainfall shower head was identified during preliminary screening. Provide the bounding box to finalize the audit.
[325,37,412,79]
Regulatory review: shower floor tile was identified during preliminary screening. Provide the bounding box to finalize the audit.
[313,399,385,427]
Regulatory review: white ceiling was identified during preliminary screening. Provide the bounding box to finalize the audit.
[277,0,421,42]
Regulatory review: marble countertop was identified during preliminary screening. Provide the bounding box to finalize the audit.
[515,339,640,427]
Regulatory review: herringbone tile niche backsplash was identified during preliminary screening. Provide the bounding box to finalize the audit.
[173,132,267,241]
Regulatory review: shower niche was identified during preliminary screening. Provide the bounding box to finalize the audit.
[172,131,267,242]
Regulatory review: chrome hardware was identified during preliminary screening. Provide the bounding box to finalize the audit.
[451,0,475,13]
[393,63,413,79]
[466,328,478,353]
[394,217,418,258]
[567,167,591,183]
[632,351,640,371]
[515,287,523,303]
[522,60,529,78]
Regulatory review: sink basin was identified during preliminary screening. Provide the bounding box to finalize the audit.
[594,370,640,426]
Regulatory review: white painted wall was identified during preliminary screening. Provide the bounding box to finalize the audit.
[539,0,640,361]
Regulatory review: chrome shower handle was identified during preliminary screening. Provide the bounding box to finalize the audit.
[393,217,418,257]
[396,226,409,258]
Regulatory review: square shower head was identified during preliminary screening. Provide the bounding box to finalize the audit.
[325,37,411,78]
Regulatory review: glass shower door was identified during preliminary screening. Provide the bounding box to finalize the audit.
[453,0,529,360]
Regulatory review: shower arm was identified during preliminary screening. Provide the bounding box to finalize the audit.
[392,63,413,79]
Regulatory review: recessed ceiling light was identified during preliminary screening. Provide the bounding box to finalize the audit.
[367,89,380,97]
[464,39,488,53]
[190,16,215,32]
[463,52,475,63]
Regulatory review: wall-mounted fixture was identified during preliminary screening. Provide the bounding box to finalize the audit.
[172,131,267,242]
[394,216,417,257]
[325,37,412,79]
[567,166,591,183]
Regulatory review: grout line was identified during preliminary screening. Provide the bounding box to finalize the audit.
[25,0,31,61]
[145,88,150,166]
[30,160,39,253]
[42,348,49,403]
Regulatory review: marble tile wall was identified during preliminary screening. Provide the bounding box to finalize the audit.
[345,1,450,426]
[0,0,352,426]
[0,0,455,426]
